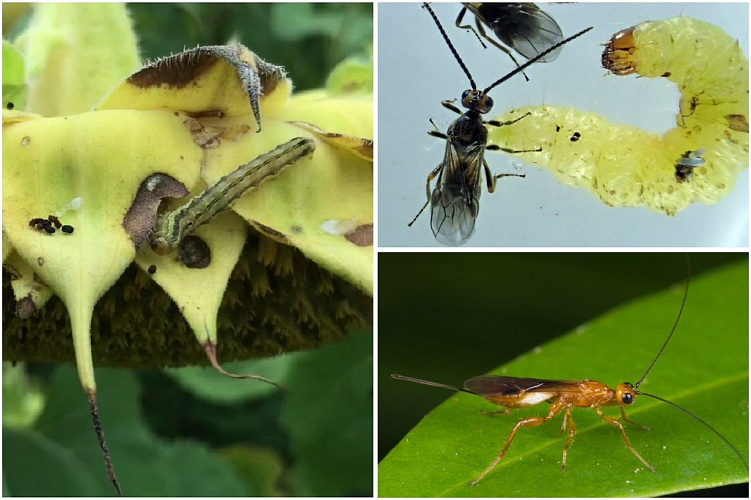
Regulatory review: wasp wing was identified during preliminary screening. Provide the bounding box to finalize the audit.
[464,376,582,397]
[430,139,484,245]
[489,4,564,62]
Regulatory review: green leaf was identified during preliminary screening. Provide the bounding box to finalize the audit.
[164,356,296,404]
[3,365,250,496]
[2,40,27,109]
[379,260,748,497]
[282,333,373,496]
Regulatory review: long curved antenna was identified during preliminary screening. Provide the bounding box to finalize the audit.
[422,3,477,89]
[392,374,473,394]
[635,254,691,388]
[484,26,593,94]
[637,391,747,468]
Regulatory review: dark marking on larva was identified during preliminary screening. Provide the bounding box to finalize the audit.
[37,257,44,266]
[570,131,581,142]
[177,235,211,269]
[6,102,14,110]
[147,264,157,275]
[726,114,749,133]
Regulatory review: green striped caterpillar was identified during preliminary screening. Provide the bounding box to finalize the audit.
[150,137,315,254]
[489,17,748,215]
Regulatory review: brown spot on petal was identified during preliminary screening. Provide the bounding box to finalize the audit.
[128,51,220,89]
[251,221,290,244]
[122,174,189,247]
[288,121,373,160]
[183,118,223,149]
[345,224,373,247]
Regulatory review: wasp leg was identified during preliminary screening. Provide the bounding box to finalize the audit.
[439,99,463,115]
[483,160,525,193]
[472,17,529,80]
[596,407,655,471]
[428,129,448,140]
[471,399,566,486]
[408,162,444,227]
[620,407,650,431]
[428,118,444,134]
[455,6,487,49]
[561,405,576,470]
[486,111,533,128]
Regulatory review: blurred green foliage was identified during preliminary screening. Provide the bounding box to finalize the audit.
[128,3,373,91]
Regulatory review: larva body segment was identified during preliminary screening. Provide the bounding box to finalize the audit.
[489,17,748,215]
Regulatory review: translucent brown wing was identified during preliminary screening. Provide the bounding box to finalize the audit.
[464,376,583,397]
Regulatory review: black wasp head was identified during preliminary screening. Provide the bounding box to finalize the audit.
[461,89,494,114]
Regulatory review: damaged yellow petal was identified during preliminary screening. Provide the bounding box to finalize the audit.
[134,203,246,350]
[99,44,291,131]
[3,109,202,392]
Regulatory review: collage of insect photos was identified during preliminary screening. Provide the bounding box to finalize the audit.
[1,2,748,499]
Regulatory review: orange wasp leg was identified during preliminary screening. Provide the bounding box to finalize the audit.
[470,399,567,486]
[561,405,576,470]
[595,406,656,471]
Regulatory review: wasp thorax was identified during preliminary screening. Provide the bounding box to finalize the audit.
[461,89,493,114]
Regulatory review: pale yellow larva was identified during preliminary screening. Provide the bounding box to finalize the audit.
[489,17,748,216]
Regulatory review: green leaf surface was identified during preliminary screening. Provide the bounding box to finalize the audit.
[2,40,26,109]
[164,356,295,404]
[3,366,257,496]
[282,333,373,496]
[379,260,748,497]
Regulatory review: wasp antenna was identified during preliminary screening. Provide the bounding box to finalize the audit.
[422,3,477,90]
[392,374,473,394]
[484,26,593,94]
[635,254,691,388]
[637,391,747,468]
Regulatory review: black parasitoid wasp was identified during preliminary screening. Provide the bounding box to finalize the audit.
[408,3,592,245]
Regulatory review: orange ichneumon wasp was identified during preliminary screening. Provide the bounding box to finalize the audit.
[391,256,747,487]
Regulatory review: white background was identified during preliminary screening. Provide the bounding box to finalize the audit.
[378,3,749,247]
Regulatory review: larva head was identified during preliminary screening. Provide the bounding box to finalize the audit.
[602,26,638,75]
[461,89,494,114]
[615,382,638,406]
